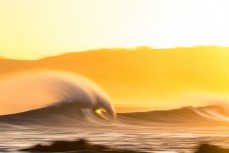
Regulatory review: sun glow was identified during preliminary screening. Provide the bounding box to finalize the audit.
[1,0,229,59]
[95,108,112,121]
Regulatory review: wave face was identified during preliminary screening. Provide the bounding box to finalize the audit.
[118,105,229,125]
[0,71,116,124]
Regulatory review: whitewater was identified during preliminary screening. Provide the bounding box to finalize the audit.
[1,71,229,153]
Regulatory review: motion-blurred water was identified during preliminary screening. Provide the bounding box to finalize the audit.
[1,72,229,153]
[1,109,229,153]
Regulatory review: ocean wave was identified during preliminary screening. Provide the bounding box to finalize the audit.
[0,71,116,125]
[1,71,229,126]
[1,104,229,126]
[118,105,229,124]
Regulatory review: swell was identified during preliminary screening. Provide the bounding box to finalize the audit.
[118,105,229,125]
[0,103,104,125]
[1,104,229,126]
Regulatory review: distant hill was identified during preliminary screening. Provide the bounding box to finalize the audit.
[1,46,229,108]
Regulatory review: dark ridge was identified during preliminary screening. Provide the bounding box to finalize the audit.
[19,139,229,153]
[195,143,229,153]
[20,139,145,153]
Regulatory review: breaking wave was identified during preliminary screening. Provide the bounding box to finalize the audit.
[0,71,229,126]
[0,71,116,125]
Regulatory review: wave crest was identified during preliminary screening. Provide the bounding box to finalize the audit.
[0,71,116,124]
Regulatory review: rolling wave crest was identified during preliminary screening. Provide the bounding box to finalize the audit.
[0,71,116,125]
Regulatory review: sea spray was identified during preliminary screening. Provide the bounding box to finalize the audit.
[0,71,116,121]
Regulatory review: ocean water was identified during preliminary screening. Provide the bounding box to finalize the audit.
[1,72,229,153]
[1,106,229,153]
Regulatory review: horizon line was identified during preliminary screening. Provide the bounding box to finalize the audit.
[1,45,229,61]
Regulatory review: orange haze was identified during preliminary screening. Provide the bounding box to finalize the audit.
[1,46,229,112]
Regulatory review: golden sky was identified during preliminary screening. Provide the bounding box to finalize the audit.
[1,0,229,59]
[1,46,229,112]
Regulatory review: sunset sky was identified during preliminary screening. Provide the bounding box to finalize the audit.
[1,0,229,59]
[1,46,229,112]
[1,0,229,113]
